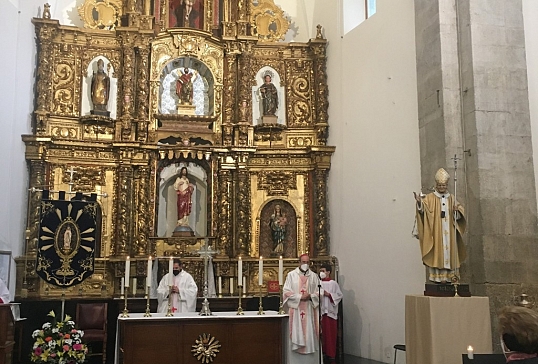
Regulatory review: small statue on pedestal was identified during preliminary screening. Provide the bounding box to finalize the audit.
[258,74,278,124]
[90,59,111,116]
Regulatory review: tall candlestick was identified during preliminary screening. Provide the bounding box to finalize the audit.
[278,256,283,285]
[168,257,173,286]
[124,256,130,287]
[258,256,263,286]
[230,277,234,295]
[238,256,243,281]
[147,256,152,286]
[218,276,222,295]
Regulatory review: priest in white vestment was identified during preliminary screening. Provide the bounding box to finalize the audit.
[283,254,322,364]
[0,278,10,303]
[157,259,198,313]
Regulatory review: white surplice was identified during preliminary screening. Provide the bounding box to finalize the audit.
[320,279,342,320]
[283,268,322,364]
[0,279,9,303]
[157,270,198,313]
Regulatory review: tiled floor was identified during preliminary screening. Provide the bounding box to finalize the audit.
[344,354,386,364]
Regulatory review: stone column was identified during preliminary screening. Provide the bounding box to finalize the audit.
[415,0,538,346]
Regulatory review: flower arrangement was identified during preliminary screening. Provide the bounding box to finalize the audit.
[31,310,88,364]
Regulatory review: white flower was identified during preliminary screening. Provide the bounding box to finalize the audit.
[33,343,38,349]
[32,330,40,338]
[48,340,56,348]
[64,338,72,345]
[67,321,74,325]
[79,330,84,337]
[52,327,59,333]
[42,322,51,329]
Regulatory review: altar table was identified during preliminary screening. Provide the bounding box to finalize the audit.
[405,295,492,364]
[117,311,287,364]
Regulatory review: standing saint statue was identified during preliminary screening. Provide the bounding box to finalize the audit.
[258,75,278,116]
[176,67,194,105]
[90,59,111,116]
[413,168,466,283]
[270,204,287,253]
[174,167,195,226]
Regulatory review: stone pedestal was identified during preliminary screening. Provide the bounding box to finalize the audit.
[172,225,194,237]
[177,104,196,116]
[261,115,277,124]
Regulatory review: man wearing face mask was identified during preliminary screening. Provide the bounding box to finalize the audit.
[157,259,198,313]
[319,264,342,364]
[283,254,322,364]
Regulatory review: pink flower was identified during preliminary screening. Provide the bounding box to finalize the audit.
[63,344,70,352]
[73,344,82,351]
[71,329,77,333]
[50,353,56,358]
[34,347,42,355]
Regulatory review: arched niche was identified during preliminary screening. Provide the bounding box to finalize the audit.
[159,57,215,116]
[251,66,286,125]
[157,161,208,237]
[81,56,118,119]
[257,199,297,258]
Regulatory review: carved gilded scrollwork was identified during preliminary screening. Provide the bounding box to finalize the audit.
[250,0,290,42]
[217,168,232,255]
[116,165,133,256]
[62,165,106,192]
[286,59,313,127]
[236,169,251,255]
[310,39,329,145]
[136,46,150,142]
[27,160,46,254]
[257,171,297,196]
[78,0,122,30]
[314,169,329,256]
[135,166,150,256]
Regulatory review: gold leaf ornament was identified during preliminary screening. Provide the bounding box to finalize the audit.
[191,333,221,363]
[250,0,291,42]
[78,0,122,30]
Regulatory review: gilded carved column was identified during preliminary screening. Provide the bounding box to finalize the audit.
[236,168,251,255]
[135,166,150,256]
[314,169,329,256]
[136,46,150,142]
[217,168,232,256]
[116,164,134,256]
[119,32,136,141]
[310,39,329,145]
[27,160,46,254]
[32,20,58,134]
[223,45,238,145]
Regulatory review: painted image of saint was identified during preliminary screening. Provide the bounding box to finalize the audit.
[169,0,203,28]
[270,204,287,253]
[174,167,195,226]
[63,225,72,251]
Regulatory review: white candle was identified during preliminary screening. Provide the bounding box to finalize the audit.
[278,256,283,285]
[467,346,474,359]
[120,277,125,295]
[147,256,152,286]
[258,256,263,286]
[230,277,234,295]
[238,257,243,283]
[124,256,130,287]
[132,277,137,291]
[218,276,222,295]
[168,257,174,286]
[243,276,246,289]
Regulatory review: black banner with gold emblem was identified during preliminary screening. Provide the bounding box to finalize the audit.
[36,193,100,287]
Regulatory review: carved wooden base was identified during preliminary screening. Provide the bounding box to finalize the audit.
[177,104,196,116]
[172,225,195,237]
[424,283,471,297]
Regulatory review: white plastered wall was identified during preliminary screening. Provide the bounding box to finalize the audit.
[2,0,425,362]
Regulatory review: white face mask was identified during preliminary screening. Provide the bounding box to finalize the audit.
[319,272,327,279]
[300,263,309,271]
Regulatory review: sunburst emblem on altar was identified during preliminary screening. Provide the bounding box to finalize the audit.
[191,333,221,363]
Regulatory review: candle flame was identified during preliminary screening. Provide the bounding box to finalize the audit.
[467,345,473,351]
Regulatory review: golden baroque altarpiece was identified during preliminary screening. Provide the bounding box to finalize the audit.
[16,0,336,299]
